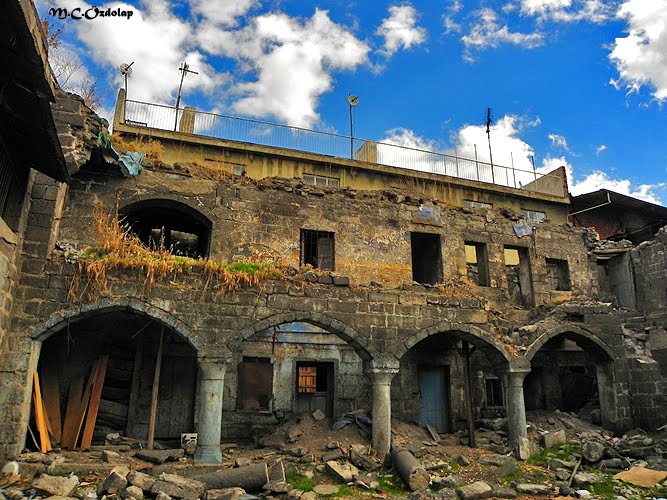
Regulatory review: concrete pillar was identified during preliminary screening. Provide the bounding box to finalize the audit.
[366,357,400,460]
[505,369,529,455]
[194,358,227,464]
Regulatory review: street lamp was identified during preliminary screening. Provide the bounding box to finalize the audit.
[348,94,359,159]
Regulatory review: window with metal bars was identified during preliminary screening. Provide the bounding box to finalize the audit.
[0,136,28,231]
[300,229,335,270]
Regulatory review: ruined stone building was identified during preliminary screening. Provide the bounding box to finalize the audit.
[0,0,665,466]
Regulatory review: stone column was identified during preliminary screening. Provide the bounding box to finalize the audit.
[366,357,400,460]
[505,369,529,456]
[194,358,227,464]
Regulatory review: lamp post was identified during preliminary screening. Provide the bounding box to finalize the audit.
[348,94,359,159]
[174,62,198,131]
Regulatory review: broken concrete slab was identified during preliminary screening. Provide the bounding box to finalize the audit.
[121,485,145,499]
[543,429,567,449]
[313,484,339,495]
[456,481,494,499]
[206,487,247,500]
[325,460,359,483]
[100,471,129,495]
[32,473,79,497]
[582,441,605,463]
[127,470,157,491]
[515,483,552,495]
[572,472,605,487]
[157,473,206,497]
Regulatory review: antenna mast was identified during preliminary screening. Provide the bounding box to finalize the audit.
[485,107,495,183]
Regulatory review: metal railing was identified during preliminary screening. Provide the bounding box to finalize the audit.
[123,100,565,197]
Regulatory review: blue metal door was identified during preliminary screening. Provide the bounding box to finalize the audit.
[418,366,449,432]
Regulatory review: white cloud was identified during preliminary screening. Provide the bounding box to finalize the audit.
[198,10,370,127]
[443,0,463,33]
[609,0,667,101]
[51,0,225,105]
[376,4,427,57]
[189,0,257,26]
[595,144,607,155]
[548,133,573,153]
[520,0,615,22]
[462,8,544,61]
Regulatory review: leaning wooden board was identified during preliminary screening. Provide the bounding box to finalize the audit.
[32,372,52,453]
[80,355,109,449]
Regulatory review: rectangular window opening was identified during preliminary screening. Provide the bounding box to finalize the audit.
[504,246,534,308]
[465,242,490,286]
[300,229,335,270]
[411,232,443,285]
[237,357,273,410]
[546,258,571,291]
[521,209,546,223]
[303,174,340,188]
[463,199,493,209]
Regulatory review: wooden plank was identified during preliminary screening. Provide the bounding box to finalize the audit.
[40,363,62,443]
[70,359,100,449]
[80,355,109,449]
[425,424,441,444]
[61,376,84,449]
[32,372,51,452]
[147,327,164,450]
[126,338,144,436]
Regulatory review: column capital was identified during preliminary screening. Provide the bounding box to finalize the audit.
[366,356,400,383]
[507,369,530,386]
[197,358,229,380]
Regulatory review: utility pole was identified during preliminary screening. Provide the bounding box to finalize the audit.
[486,108,495,183]
[174,62,198,131]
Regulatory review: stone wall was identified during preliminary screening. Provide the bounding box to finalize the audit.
[1,142,663,457]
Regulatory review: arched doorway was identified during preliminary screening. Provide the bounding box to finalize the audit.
[227,318,372,439]
[35,308,198,448]
[396,327,511,435]
[525,329,617,428]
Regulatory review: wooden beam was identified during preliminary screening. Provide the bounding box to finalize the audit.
[61,376,84,450]
[126,338,144,437]
[462,341,476,448]
[40,363,62,443]
[80,355,109,449]
[32,372,51,452]
[147,327,164,450]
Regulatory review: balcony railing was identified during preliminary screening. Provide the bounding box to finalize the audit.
[122,99,565,197]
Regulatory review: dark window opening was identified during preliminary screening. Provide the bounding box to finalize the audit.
[485,377,503,407]
[0,136,29,231]
[120,200,212,258]
[465,242,490,286]
[411,232,443,284]
[504,246,534,308]
[300,229,335,270]
[546,258,571,291]
[237,357,273,410]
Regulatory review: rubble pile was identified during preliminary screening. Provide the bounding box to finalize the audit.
[1,411,665,499]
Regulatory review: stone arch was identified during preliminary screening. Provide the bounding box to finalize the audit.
[30,297,201,352]
[236,311,378,361]
[119,193,216,226]
[396,322,513,365]
[524,324,616,363]
[119,196,214,258]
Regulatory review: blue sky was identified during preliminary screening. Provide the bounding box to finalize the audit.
[39,0,667,203]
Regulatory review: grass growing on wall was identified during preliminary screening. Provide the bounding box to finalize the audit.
[68,204,281,300]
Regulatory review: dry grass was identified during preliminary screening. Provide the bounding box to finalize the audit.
[69,204,281,301]
[111,134,165,162]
